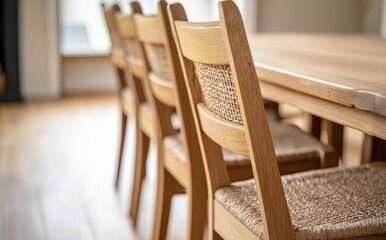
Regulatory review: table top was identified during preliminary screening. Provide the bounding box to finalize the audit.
[249,34,386,117]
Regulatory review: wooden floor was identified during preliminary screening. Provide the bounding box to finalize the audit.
[0,95,364,240]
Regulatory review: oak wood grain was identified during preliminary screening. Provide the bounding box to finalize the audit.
[260,81,386,140]
[249,34,386,117]
[0,96,141,240]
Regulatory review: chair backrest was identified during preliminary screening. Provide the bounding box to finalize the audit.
[113,2,148,103]
[102,3,127,91]
[134,1,206,185]
[133,1,176,108]
[115,10,140,60]
[102,3,122,52]
[169,1,295,239]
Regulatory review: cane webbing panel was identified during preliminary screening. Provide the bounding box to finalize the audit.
[164,133,249,167]
[193,62,243,125]
[144,43,171,81]
[110,32,123,50]
[124,39,139,60]
[163,122,330,166]
[215,164,386,239]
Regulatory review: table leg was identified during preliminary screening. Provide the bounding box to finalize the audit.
[307,116,344,159]
[264,100,280,121]
[361,135,386,163]
[325,121,344,158]
[307,115,321,139]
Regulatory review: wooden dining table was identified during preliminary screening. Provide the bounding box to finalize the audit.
[249,34,386,146]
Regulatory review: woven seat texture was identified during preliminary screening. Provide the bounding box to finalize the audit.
[120,87,135,115]
[215,164,386,240]
[164,133,249,167]
[164,120,330,167]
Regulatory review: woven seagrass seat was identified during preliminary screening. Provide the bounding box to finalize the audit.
[164,122,333,168]
[215,163,386,240]
[164,133,249,167]
[139,103,180,136]
[121,87,135,116]
[170,2,383,238]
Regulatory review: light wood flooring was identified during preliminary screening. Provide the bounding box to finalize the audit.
[0,95,364,240]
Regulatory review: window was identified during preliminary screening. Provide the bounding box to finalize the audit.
[60,0,111,55]
[60,0,251,55]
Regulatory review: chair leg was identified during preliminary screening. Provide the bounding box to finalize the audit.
[186,172,208,239]
[322,149,340,168]
[115,112,128,190]
[152,166,181,240]
[185,186,207,239]
[307,115,321,139]
[326,121,344,159]
[208,201,223,240]
[362,134,386,163]
[129,127,150,227]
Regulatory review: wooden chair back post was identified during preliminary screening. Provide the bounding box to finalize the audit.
[113,2,147,104]
[130,1,176,138]
[156,0,207,180]
[102,3,127,91]
[134,0,207,186]
[168,3,231,198]
[133,2,175,138]
[111,1,160,114]
[170,1,295,239]
[139,3,209,238]
[102,3,122,53]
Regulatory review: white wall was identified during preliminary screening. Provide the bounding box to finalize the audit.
[19,0,386,99]
[62,57,117,94]
[20,0,61,100]
[382,0,386,37]
[362,0,383,34]
[60,0,110,53]
[256,0,362,33]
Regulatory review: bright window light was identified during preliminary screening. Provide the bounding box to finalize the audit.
[60,0,250,55]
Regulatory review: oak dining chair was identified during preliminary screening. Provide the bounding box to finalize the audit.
[113,2,156,227]
[103,2,157,227]
[102,3,132,190]
[133,2,204,238]
[133,0,339,239]
[170,1,386,239]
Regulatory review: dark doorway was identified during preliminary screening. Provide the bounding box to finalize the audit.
[0,0,21,102]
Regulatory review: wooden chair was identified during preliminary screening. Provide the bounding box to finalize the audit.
[362,135,386,162]
[102,3,138,190]
[114,2,154,228]
[132,3,202,239]
[170,1,386,239]
[103,2,156,227]
[133,0,339,239]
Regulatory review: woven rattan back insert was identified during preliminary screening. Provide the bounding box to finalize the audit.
[103,6,122,50]
[144,43,171,81]
[123,39,139,59]
[194,62,243,125]
[110,32,123,50]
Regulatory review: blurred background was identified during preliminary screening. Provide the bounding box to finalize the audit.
[0,0,385,101]
[0,0,385,239]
